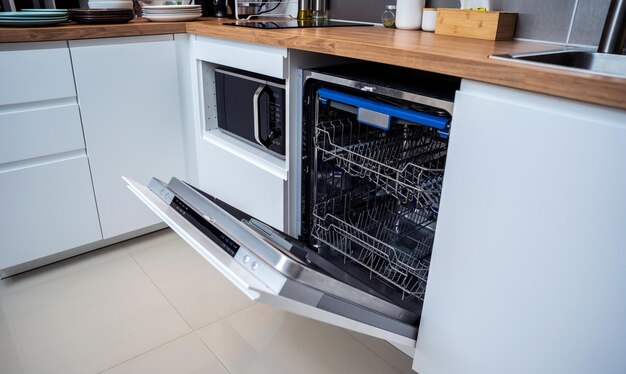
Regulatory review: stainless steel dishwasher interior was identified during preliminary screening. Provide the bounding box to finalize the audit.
[490,50,626,78]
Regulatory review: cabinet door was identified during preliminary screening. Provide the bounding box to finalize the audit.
[413,81,626,374]
[70,35,186,239]
[0,156,102,273]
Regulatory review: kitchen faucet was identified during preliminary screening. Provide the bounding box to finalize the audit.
[598,0,626,54]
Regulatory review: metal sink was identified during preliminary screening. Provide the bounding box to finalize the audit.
[491,50,626,78]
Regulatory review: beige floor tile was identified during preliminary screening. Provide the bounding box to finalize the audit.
[121,228,180,255]
[0,256,191,374]
[0,242,129,298]
[101,333,228,374]
[131,239,254,330]
[347,331,415,372]
[196,304,415,374]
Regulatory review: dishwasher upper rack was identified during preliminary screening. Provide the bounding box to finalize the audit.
[311,184,434,300]
[314,116,447,205]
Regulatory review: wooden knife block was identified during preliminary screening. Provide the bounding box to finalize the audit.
[435,9,518,40]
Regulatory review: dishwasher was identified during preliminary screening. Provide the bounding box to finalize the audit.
[125,62,460,346]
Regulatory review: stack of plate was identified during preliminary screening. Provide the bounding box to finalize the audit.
[88,1,134,10]
[141,5,201,22]
[0,9,69,27]
[69,8,135,24]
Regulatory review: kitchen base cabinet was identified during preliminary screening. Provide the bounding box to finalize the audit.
[190,36,289,231]
[70,35,186,240]
[0,156,102,276]
[413,80,626,374]
[0,40,104,277]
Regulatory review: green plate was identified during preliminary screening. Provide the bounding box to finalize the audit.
[21,9,69,13]
[0,19,67,26]
[0,16,69,20]
[0,11,69,17]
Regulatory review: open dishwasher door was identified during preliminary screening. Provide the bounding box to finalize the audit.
[124,176,418,348]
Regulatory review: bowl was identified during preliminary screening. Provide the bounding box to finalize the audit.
[138,0,192,6]
[89,1,134,9]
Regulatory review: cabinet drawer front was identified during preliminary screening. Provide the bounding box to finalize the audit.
[0,41,76,106]
[0,103,85,164]
[197,134,287,231]
[0,155,102,270]
[192,36,287,79]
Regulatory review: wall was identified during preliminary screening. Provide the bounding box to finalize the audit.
[330,0,613,47]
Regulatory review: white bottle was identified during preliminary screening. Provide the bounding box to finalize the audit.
[395,0,425,30]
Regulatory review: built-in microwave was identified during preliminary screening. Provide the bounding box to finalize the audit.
[214,68,286,157]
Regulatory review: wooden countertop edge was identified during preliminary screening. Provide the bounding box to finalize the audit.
[2,18,625,110]
[186,22,626,110]
[0,20,186,42]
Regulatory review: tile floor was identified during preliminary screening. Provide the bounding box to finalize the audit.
[0,229,415,374]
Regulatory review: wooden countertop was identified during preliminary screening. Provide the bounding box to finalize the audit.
[2,17,625,110]
[0,17,186,42]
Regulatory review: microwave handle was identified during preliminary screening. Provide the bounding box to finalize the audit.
[253,83,267,149]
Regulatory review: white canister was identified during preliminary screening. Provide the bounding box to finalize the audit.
[421,8,437,32]
[395,0,425,30]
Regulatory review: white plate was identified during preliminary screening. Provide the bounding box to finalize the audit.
[142,8,201,13]
[141,5,200,10]
[88,2,134,9]
[143,13,200,21]
[142,11,201,16]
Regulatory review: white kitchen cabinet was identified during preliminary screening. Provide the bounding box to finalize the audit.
[0,41,76,106]
[0,41,103,277]
[413,80,626,374]
[189,36,289,230]
[70,35,186,239]
[0,155,102,274]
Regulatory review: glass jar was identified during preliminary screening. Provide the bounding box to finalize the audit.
[312,0,328,20]
[381,5,396,28]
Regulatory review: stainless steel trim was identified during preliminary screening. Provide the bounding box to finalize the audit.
[497,49,570,59]
[166,177,419,323]
[302,70,455,115]
[213,129,286,160]
[490,50,626,79]
[215,68,286,89]
[253,83,266,148]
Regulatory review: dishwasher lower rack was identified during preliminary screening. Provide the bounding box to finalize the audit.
[311,184,434,301]
[314,117,447,205]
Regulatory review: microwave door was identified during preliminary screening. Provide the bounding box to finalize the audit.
[124,176,418,347]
